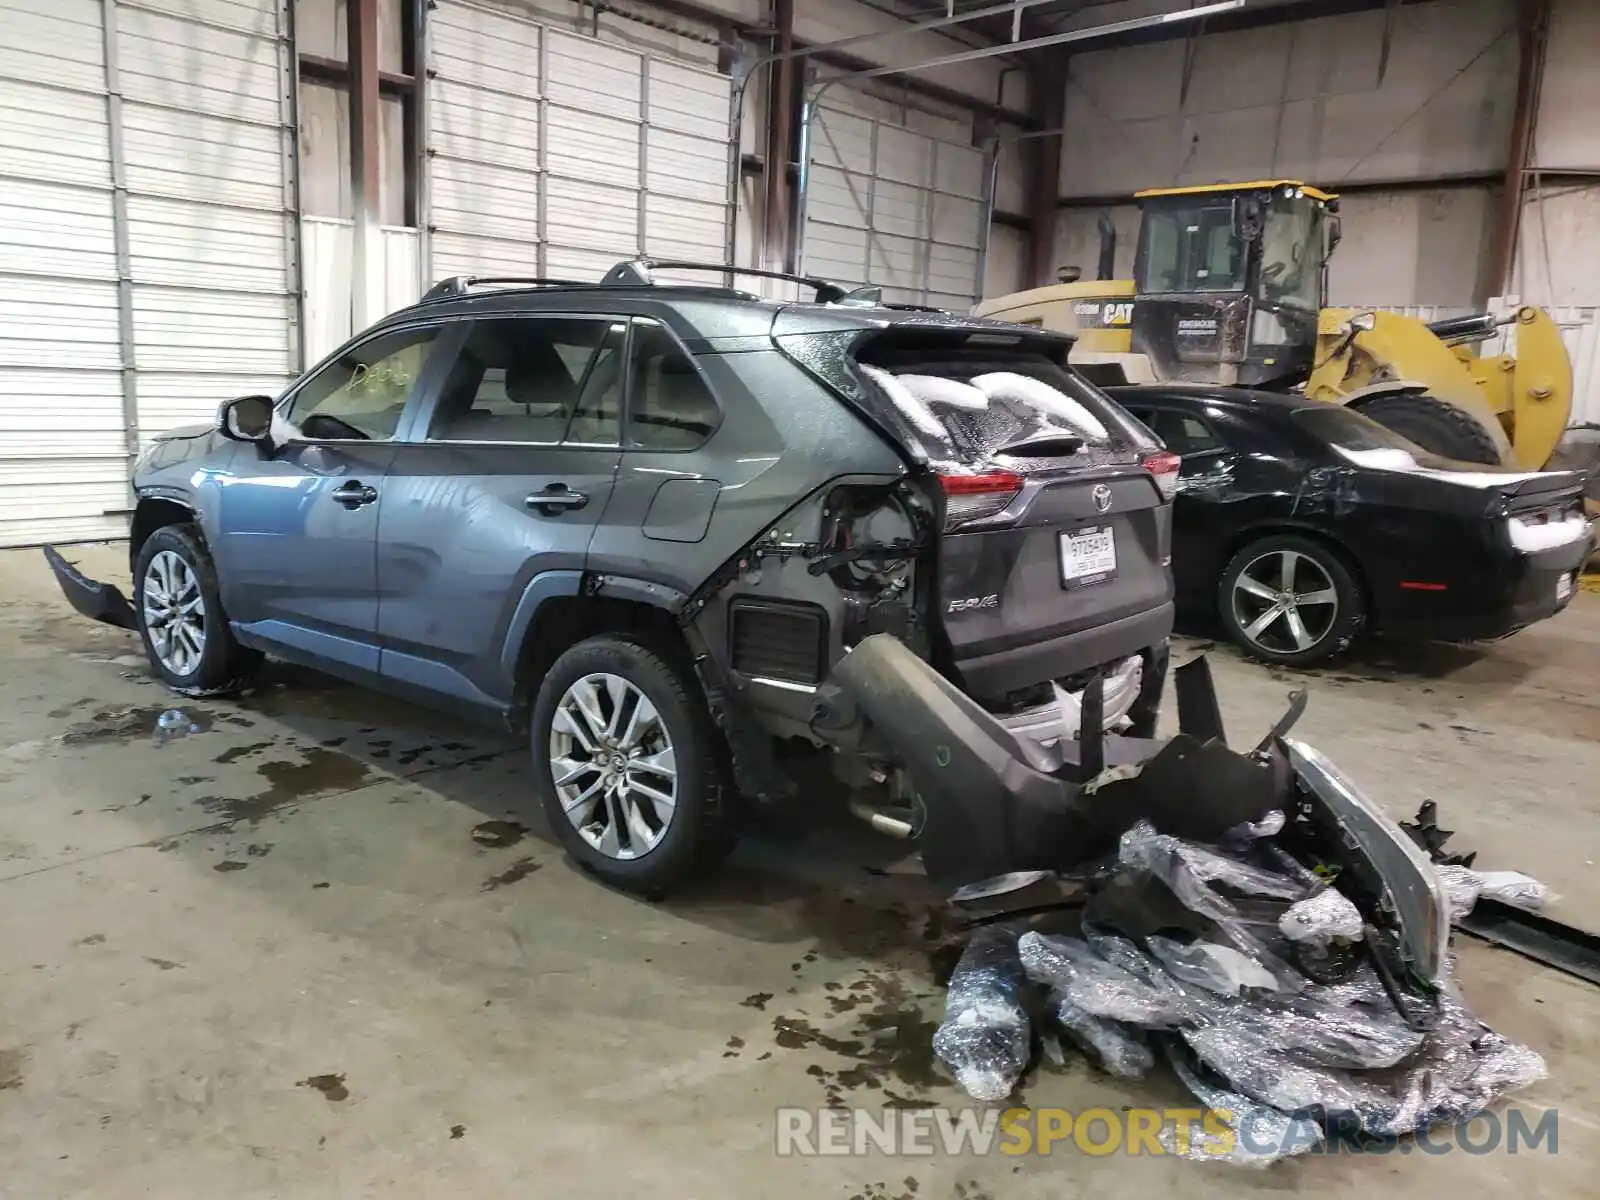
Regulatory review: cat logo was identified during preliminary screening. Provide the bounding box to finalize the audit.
[1100,302,1133,326]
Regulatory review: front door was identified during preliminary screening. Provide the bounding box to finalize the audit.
[375,315,628,708]
[214,321,455,676]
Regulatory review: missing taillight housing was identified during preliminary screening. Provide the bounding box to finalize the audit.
[937,469,1023,529]
[1142,449,1181,501]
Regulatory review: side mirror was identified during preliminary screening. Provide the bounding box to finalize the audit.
[218,394,274,443]
[1326,214,1343,260]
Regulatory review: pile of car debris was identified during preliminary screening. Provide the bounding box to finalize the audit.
[892,657,1558,1166]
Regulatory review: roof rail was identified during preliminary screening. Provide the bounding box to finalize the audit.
[601,258,850,304]
[419,275,589,302]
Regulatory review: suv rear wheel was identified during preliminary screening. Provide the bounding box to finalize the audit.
[1219,534,1365,667]
[530,635,734,893]
[133,523,263,694]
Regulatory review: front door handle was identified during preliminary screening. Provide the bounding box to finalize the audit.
[331,481,379,508]
[525,484,589,514]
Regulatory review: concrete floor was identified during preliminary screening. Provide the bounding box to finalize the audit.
[2,543,1598,1199]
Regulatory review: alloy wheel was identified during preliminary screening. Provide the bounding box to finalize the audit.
[548,672,678,860]
[142,550,207,676]
[1231,549,1339,655]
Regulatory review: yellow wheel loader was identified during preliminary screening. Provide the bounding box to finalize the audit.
[974,181,1573,470]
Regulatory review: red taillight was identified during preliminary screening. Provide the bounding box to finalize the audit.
[1142,449,1181,501]
[936,469,1023,528]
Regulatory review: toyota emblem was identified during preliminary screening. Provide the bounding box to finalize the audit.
[1092,483,1113,513]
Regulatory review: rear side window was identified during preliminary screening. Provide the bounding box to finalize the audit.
[1292,405,1423,453]
[428,317,625,445]
[855,351,1156,468]
[625,321,721,451]
[1144,410,1225,456]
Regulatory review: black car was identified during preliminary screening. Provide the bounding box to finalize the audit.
[46,260,1179,893]
[1109,384,1593,666]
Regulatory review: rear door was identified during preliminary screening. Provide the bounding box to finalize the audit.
[374,314,627,709]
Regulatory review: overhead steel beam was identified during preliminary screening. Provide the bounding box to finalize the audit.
[793,1,1243,275]
[1027,48,1066,286]
[810,0,1243,82]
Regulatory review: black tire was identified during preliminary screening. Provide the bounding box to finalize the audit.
[1354,393,1503,465]
[530,635,735,894]
[1218,533,1365,667]
[132,523,263,695]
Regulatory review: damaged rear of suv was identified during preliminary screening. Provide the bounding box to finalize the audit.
[44,261,1177,894]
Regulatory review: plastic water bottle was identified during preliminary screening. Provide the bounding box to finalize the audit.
[153,709,195,747]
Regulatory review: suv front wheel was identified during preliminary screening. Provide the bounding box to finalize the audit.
[530,635,734,893]
[133,523,263,694]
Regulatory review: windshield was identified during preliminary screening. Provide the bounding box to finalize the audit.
[1137,202,1243,294]
[1260,196,1324,310]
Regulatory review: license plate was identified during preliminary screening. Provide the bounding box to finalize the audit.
[1557,572,1574,603]
[1061,525,1116,585]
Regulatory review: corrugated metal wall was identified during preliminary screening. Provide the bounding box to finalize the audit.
[424,0,733,288]
[0,0,298,548]
[802,89,989,309]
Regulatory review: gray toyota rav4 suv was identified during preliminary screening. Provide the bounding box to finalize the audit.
[48,260,1179,892]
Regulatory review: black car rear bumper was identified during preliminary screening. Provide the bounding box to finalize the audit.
[42,546,137,631]
[1381,536,1591,642]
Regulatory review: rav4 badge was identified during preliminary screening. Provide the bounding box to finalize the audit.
[947,594,1000,613]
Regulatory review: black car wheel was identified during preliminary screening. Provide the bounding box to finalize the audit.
[530,635,734,894]
[1219,534,1365,667]
[133,523,263,694]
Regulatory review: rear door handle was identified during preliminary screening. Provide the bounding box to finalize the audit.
[525,485,589,513]
[331,481,379,508]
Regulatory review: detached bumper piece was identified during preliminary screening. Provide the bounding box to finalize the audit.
[818,634,1554,1165]
[42,546,136,631]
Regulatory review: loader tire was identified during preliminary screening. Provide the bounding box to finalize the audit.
[1354,393,1503,466]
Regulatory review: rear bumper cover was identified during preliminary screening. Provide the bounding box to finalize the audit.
[1383,536,1591,641]
[952,601,1175,703]
[42,546,136,631]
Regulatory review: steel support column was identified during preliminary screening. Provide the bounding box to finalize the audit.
[762,0,796,271]
[348,0,382,327]
[1491,0,1551,296]
[1026,49,1065,287]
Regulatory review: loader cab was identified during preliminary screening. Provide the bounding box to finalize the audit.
[1131,181,1339,389]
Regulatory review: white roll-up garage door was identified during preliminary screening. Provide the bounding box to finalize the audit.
[0,0,298,548]
[802,94,989,310]
[426,0,733,286]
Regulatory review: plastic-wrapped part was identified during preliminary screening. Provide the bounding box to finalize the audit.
[1205,1003,1423,1071]
[1053,995,1155,1079]
[1435,863,1483,920]
[1434,864,1556,922]
[1115,822,1308,993]
[1221,810,1286,849]
[1119,821,1308,903]
[1183,1025,1399,1116]
[932,926,1032,1102]
[1162,1046,1325,1167]
[1278,888,1364,947]
[1474,870,1555,912]
[1146,936,1281,996]
[1018,932,1194,1027]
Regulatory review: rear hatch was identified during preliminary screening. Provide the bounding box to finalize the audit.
[774,314,1177,702]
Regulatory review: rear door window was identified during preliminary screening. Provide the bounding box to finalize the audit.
[1144,409,1225,456]
[426,317,625,445]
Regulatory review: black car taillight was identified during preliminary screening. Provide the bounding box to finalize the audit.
[937,468,1023,530]
[1141,449,1181,501]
